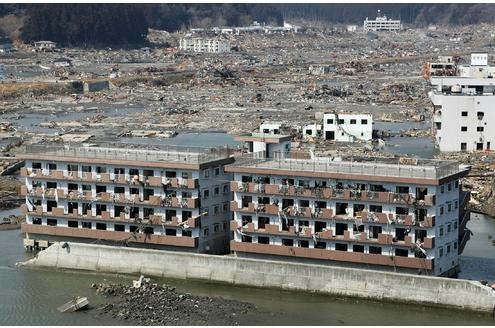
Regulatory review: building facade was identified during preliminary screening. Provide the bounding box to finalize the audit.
[323,113,373,142]
[227,155,470,276]
[429,53,495,152]
[363,11,402,32]
[19,145,234,254]
[179,38,231,53]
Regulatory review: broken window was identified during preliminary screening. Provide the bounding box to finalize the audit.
[370,184,386,192]
[241,196,252,208]
[114,186,125,194]
[282,239,294,246]
[241,175,252,183]
[369,246,382,254]
[282,198,294,209]
[395,248,408,257]
[67,164,78,172]
[68,202,78,214]
[68,183,78,191]
[47,219,57,226]
[336,202,348,215]
[353,245,365,253]
[315,201,326,208]
[48,163,57,170]
[281,218,294,231]
[242,235,252,243]
[114,168,125,175]
[258,217,270,229]
[299,199,309,207]
[369,205,382,213]
[335,223,348,236]
[369,225,382,239]
[165,210,177,221]
[395,228,407,241]
[143,227,154,234]
[143,188,154,201]
[165,171,177,178]
[96,223,107,230]
[81,165,92,172]
[258,197,270,205]
[46,181,57,189]
[415,229,427,243]
[130,187,139,195]
[353,203,365,213]
[182,211,192,220]
[315,221,327,233]
[335,243,347,251]
[96,204,106,216]
[395,207,409,215]
[396,186,409,194]
[46,200,57,212]
[315,241,326,249]
[166,229,176,236]
[129,225,139,233]
[182,230,192,237]
[298,240,309,248]
[96,166,107,173]
[68,220,78,228]
[182,172,191,179]
[114,224,125,232]
[129,168,139,176]
[241,215,252,226]
[143,169,153,177]
[143,208,154,219]
[258,236,270,244]
[82,184,91,191]
[82,221,92,229]
[95,185,106,193]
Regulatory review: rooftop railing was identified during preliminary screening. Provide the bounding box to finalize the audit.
[22,144,234,164]
[232,152,467,180]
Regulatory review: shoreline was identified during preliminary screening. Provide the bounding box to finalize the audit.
[18,241,495,314]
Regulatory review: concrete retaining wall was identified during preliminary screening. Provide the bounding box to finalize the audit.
[18,242,495,313]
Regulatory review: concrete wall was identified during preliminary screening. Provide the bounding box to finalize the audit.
[19,242,495,313]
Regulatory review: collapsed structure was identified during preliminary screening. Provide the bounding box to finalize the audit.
[227,154,471,277]
[427,53,495,152]
[19,145,234,254]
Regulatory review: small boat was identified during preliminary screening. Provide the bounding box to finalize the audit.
[57,296,89,313]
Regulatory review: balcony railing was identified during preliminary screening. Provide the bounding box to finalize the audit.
[21,223,198,248]
[230,182,436,206]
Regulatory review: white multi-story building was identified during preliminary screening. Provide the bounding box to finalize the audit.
[429,53,495,152]
[363,10,402,32]
[18,145,234,254]
[179,38,231,53]
[323,112,373,142]
[227,154,471,277]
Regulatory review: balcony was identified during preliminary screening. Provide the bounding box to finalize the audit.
[21,223,198,248]
[20,168,199,190]
[231,181,434,207]
[230,241,433,270]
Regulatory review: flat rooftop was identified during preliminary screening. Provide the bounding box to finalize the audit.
[227,154,469,182]
[18,144,234,167]
[235,133,291,144]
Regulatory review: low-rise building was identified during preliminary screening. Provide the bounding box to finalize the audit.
[323,112,373,142]
[363,10,402,32]
[235,133,291,158]
[33,41,56,52]
[227,154,471,277]
[18,145,234,254]
[179,38,230,53]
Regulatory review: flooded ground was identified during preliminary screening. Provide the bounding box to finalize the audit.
[1,208,494,325]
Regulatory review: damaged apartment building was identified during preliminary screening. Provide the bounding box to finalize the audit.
[227,154,471,277]
[363,10,402,32]
[18,144,234,254]
[302,112,373,142]
[428,53,495,152]
[17,142,472,277]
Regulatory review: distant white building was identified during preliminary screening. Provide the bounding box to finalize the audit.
[179,38,230,53]
[346,25,358,33]
[259,121,283,134]
[429,53,495,152]
[323,113,373,142]
[363,10,402,32]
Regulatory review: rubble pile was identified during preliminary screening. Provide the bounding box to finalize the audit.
[91,279,255,325]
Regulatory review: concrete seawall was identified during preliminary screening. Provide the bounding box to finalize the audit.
[18,242,495,313]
